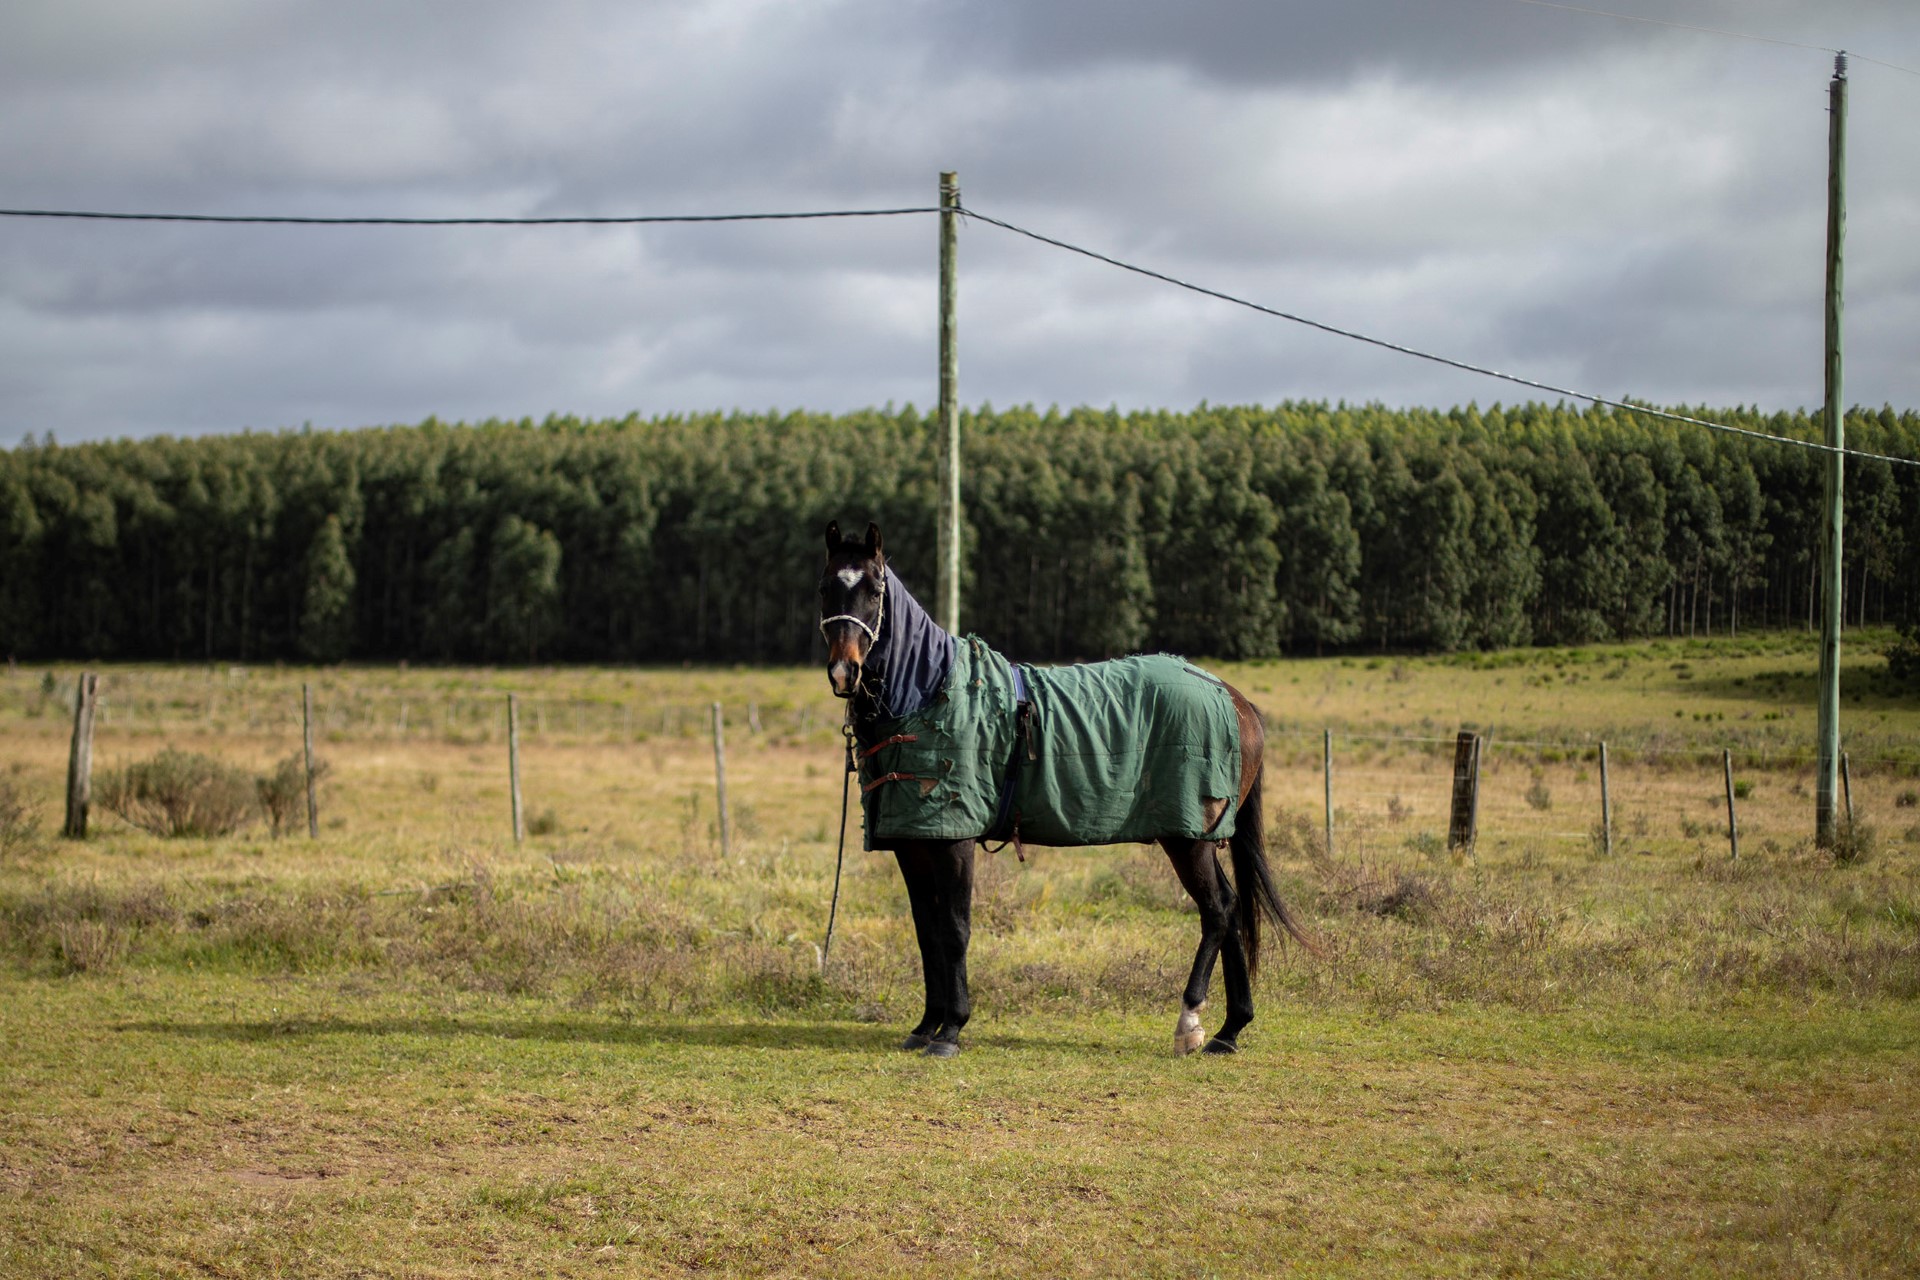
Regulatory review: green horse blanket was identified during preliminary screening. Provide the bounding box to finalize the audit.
[858,637,1242,847]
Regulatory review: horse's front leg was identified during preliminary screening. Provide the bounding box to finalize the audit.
[894,846,945,1051]
[923,838,976,1057]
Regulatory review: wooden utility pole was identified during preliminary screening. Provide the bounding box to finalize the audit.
[936,170,962,635]
[63,673,99,838]
[1816,53,1848,847]
[507,694,524,844]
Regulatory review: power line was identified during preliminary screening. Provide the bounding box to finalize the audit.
[956,206,1920,471]
[4,199,1915,468]
[0,205,942,226]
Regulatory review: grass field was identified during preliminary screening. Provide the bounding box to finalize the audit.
[2,632,1917,1277]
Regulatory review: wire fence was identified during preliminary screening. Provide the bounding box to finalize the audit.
[11,670,1916,860]
[5,199,1917,470]
[1262,728,1919,863]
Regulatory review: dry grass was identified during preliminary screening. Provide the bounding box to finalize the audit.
[1,637,1917,1276]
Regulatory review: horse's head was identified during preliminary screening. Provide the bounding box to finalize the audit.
[820,520,886,699]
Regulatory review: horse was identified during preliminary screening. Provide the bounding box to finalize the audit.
[819,520,1318,1058]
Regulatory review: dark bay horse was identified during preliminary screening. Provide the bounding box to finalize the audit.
[819,521,1318,1057]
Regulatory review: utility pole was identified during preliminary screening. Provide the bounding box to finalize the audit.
[1816,53,1847,847]
[936,170,962,635]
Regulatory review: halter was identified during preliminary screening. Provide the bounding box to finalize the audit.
[819,572,886,647]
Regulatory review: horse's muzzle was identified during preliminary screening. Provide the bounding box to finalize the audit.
[828,659,860,699]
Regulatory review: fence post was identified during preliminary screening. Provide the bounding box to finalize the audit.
[63,672,99,839]
[1322,728,1334,858]
[1448,730,1480,856]
[1599,741,1613,857]
[1841,750,1854,828]
[302,683,319,838]
[713,702,731,860]
[1470,734,1484,850]
[508,693,524,844]
[1723,748,1739,860]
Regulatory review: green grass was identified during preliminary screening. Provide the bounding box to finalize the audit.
[4,976,1914,1277]
[2,634,1917,1276]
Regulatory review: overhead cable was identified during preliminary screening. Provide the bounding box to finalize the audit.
[0,206,942,226]
[3,200,1914,468]
[956,206,1920,470]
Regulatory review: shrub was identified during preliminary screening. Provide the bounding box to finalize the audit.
[527,807,560,837]
[1404,830,1445,862]
[256,753,329,838]
[1884,622,1920,686]
[99,749,258,837]
[1831,823,1878,868]
[1525,772,1553,811]
[1357,871,1439,924]
[0,776,43,855]
[55,919,129,974]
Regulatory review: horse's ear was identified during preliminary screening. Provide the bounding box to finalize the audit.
[824,520,841,554]
[865,522,882,557]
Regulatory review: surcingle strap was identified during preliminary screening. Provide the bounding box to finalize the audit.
[858,734,919,760]
[862,771,935,796]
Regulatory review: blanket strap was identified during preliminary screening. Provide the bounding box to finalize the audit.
[982,818,1026,863]
[862,771,927,795]
[858,733,919,760]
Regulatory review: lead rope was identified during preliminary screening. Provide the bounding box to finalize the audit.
[821,718,856,971]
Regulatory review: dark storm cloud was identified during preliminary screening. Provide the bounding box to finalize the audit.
[0,0,1914,442]
[917,0,1658,84]
[921,0,1911,84]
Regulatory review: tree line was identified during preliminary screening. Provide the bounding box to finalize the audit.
[2,401,1915,665]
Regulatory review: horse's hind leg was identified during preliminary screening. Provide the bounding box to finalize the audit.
[1162,836,1238,1054]
[1208,853,1255,1053]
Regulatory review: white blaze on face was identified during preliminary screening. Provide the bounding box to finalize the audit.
[836,568,863,588]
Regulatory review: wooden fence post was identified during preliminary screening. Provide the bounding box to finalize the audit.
[302,682,319,838]
[1447,730,1480,856]
[1841,750,1854,828]
[1723,748,1739,860]
[1322,728,1334,858]
[508,693,524,844]
[63,672,99,839]
[1599,741,1613,857]
[713,702,731,860]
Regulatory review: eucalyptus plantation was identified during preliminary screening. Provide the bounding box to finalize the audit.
[2,402,1914,663]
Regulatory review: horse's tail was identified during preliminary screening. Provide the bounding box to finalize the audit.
[1230,764,1323,977]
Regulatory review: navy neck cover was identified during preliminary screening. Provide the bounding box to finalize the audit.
[864,565,956,720]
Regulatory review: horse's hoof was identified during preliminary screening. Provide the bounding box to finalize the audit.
[1202,1036,1239,1055]
[923,1039,962,1059]
[901,1032,933,1051]
[1174,1006,1206,1055]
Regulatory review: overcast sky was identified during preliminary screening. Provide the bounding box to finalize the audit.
[2,0,1915,444]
